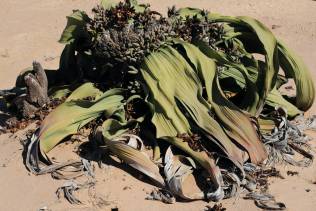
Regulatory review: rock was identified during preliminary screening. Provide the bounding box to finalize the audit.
[14,61,50,118]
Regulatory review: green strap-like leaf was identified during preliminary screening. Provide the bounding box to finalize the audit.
[192,40,259,113]
[266,88,302,118]
[100,0,117,10]
[58,44,78,83]
[175,41,267,164]
[48,85,71,100]
[141,45,246,164]
[277,40,315,111]
[177,7,204,19]
[39,87,124,153]
[65,82,103,101]
[207,15,279,115]
[177,9,279,114]
[59,10,90,44]
[217,62,302,118]
[130,0,148,13]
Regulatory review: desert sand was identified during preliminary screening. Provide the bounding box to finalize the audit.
[0,0,316,210]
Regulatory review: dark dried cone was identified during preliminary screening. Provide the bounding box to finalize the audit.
[177,133,204,152]
[87,2,173,68]
[85,1,241,91]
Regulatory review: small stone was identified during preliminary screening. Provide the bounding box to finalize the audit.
[123,186,131,190]
[287,171,299,176]
[1,49,9,58]
[272,24,281,29]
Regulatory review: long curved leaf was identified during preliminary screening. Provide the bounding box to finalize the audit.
[106,135,165,187]
[207,15,279,114]
[39,86,124,153]
[59,10,90,44]
[100,0,117,10]
[277,40,315,111]
[141,45,246,164]
[174,41,267,164]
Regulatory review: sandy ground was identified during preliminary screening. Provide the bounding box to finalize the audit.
[1,0,316,210]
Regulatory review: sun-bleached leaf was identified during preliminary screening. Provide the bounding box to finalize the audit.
[106,134,165,187]
[164,147,205,200]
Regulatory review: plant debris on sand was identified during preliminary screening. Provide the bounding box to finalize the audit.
[0,0,315,210]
